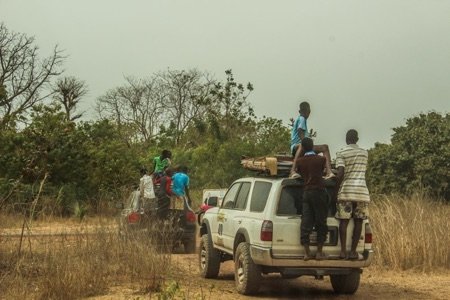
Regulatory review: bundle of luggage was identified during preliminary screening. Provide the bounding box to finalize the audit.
[240,155,294,176]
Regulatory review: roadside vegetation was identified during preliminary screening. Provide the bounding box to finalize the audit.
[370,192,450,272]
[1,191,449,299]
[0,218,175,300]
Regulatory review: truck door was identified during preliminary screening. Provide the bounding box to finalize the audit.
[215,183,240,249]
[217,182,251,250]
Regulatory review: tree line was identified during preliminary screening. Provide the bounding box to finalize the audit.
[0,24,448,216]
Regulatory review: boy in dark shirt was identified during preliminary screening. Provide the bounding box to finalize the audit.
[156,168,173,219]
[295,137,329,260]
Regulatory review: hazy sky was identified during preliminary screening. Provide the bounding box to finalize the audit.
[2,0,449,154]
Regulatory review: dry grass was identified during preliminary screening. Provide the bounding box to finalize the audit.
[370,192,450,272]
[0,219,175,300]
[1,191,449,299]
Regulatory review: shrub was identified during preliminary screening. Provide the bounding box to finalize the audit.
[367,112,450,201]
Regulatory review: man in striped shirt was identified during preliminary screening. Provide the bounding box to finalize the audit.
[335,129,370,260]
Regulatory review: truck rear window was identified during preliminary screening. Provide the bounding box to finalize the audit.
[277,185,336,216]
[249,182,272,212]
[277,186,302,215]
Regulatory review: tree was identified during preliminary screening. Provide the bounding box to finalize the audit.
[254,116,290,155]
[96,76,164,144]
[155,69,214,145]
[17,104,85,184]
[207,69,254,140]
[0,23,64,128]
[367,112,450,200]
[96,70,215,146]
[53,76,87,121]
[172,71,288,190]
[0,84,6,101]
[80,120,141,210]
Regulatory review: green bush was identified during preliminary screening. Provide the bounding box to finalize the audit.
[367,112,450,200]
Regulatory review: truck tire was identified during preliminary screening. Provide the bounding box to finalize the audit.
[234,242,262,295]
[199,234,220,278]
[183,238,196,254]
[330,270,360,294]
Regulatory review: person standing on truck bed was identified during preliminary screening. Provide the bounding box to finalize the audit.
[172,165,191,207]
[295,137,329,260]
[335,129,370,260]
[139,167,156,212]
[156,168,173,219]
[290,101,334,179]
[152,149,172,183]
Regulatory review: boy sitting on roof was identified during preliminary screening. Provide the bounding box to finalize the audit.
[290,101,334,179]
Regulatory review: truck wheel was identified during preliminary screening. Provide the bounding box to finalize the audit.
[199,234,220,278]
[330,270,360,294]
[183,238,196,254]
[234,242,262,295]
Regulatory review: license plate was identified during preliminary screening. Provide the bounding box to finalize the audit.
[309,231,330,244]
[309,226,338,246]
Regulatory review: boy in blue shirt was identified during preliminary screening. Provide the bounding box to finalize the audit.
[172,165,191,206]
[290,101,334,179]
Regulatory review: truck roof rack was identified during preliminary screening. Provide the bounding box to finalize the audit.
[241,155,293,177]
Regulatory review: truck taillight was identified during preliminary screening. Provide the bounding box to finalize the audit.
[127,212,140,224]
[186,210,196,223]
[260,220,273,241]
[365,223,372,244]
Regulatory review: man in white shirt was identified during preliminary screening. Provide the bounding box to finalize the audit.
[139,168,156,212]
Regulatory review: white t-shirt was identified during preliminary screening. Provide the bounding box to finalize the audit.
[140,174,156,199]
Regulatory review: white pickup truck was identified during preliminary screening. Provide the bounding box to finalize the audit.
[199,176,374,295]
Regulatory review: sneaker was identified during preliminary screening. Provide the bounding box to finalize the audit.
[289,172,301,179]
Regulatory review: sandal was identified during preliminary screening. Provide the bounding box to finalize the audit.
[289,172,301,179]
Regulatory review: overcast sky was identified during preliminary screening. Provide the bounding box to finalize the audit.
[2,0,449,155]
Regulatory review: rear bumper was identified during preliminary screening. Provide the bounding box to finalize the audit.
[250,245,374,268]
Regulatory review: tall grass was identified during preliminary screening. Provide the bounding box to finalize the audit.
[0,220,174,299]
[370,192,450,272]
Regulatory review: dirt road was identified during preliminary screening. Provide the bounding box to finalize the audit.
[3,222,447,299]
[92,253,449,299]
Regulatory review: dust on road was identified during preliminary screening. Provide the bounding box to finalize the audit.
[91,253,449,299]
